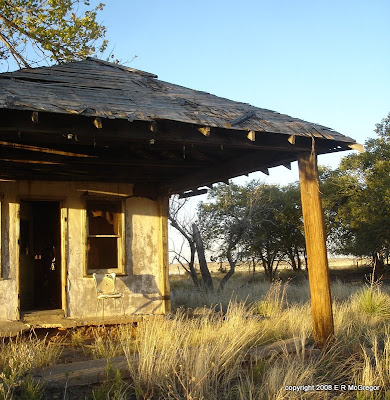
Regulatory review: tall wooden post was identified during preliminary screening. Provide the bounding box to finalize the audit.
[298,151,334,347]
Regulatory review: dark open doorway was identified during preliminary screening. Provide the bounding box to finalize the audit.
[19,201,62,312]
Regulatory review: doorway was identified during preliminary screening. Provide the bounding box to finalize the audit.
[19,201,62,311]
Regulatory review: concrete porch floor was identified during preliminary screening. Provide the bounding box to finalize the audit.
[0,310,145,337]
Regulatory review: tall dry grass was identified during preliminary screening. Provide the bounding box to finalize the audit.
[122,302,268,400]
[1,275,389,399]
[0,332,61,399]
[117,278,390,399]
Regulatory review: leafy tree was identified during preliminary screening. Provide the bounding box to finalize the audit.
[0,0,108,69]
[276,184,306,271]
[321,112,390,268]
[198,181,306,283]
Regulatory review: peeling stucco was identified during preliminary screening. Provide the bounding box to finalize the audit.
[0,180,169,321]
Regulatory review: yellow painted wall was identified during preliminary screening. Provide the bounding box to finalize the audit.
[0,180,169,320]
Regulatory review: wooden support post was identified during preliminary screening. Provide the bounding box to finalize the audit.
[298,152,334,348]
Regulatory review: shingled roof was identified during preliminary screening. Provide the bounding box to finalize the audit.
[0,58,357,193]
[0,57,356,142]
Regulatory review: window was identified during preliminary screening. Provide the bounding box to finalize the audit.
[86,199,124,273]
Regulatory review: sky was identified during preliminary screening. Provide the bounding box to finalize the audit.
[100,0,390,186]
[4,1,389,184]
[98,0,390,259]
[4,1,390,259]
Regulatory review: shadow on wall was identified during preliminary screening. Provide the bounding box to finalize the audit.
[123,274,164,314]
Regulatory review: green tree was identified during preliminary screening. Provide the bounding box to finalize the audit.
[198,181,306,283]
[0,0,108,68]
[276,184,306,271]
[321,112,390,268]
[198,181,264,290]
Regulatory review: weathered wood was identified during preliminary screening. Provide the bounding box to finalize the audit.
[93,117,102,129]
[227,110,256,127]
[163,150,287,194]
[179,188,208,198]
[149,121,158,132]
[31,111,38,123]
[298,152,334,348]
[198,126,210,137]
[0,58,356,145]
[247,130,256,141]
[245,338,311,363]
[33,355,131,388]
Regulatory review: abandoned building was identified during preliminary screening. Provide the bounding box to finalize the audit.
[0,58,358,341]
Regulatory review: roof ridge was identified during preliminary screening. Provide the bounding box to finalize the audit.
[86,57,158,79]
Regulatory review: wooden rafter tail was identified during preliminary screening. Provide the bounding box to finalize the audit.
[149,121,158,133]
[348,143,364,152]
[282,162,291,170]
[247,130,256,142]
[31,112,39,123]
[198,126,210,137]
[93,117,102,129]
[288,135,296,144]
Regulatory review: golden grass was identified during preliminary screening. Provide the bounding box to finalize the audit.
[117,279,390,399]
[1,274,390,399]
[0,332,61,399]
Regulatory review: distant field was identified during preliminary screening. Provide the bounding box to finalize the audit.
[169,257,370,275]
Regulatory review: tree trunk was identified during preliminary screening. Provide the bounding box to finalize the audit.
[295,247,302,270]
[192,223,214,291]
[288,249,298,271]
[218,246,236,291]
[168,214,199,288]
[187,241,199,287]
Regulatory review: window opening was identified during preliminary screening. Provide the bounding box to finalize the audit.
[86,200,123,271]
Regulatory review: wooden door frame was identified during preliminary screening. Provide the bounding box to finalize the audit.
[17,198,67,318]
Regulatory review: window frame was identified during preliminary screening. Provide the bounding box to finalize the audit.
[84,198,125,276]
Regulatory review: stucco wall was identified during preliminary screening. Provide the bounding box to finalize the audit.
[0,180,169,320]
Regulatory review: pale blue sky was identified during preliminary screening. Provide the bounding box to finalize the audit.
[102,0,389,185]
[101,0,390,259]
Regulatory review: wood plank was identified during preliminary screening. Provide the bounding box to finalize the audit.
[163,150,295,194]
[298,152,334,348]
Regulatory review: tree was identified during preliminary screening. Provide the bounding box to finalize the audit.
[168,195,199,288]
[168,195,214,290]
[0,0,108,69]
[246,185,287,281]
[197,181,267,290]
[275,184,306,271]
[198,181,289,285]
[321,112,390,268]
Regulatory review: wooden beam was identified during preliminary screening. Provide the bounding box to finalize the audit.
[227,110,256,127]
[163,150,287,194]
[0,110,320,153]
[298,152,334,348]
[179,188,208,198]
